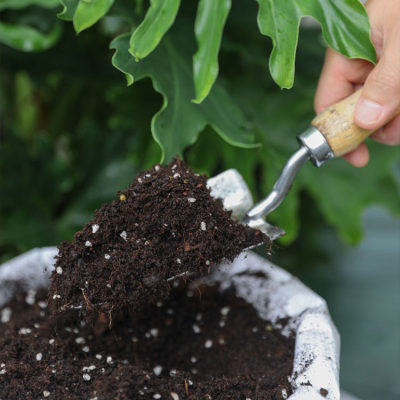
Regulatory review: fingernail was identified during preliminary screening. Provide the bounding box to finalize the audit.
[355,99,384,125]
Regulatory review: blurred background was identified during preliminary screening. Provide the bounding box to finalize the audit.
[0,1,399,398]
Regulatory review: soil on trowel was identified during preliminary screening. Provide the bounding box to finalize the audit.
[0,283,294,399]
[48,158,270,321]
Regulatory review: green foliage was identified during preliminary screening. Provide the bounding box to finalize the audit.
[0,0,61,51]
[73,0,114,33]
[0,21,61,51]
[111,32,257,162]
[256,0,376,88]
[0,0,398,262]
[192,0,231,103]
[0,0,59,11]
[129,0,180,60]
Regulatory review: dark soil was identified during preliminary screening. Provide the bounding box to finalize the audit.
[0,282,294,399]
[48,158,269,322]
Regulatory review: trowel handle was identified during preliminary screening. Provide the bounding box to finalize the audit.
[311,89,373,157]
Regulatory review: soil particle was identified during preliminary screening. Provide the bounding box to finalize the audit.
[0,283,294,399]
[48,158,270,321]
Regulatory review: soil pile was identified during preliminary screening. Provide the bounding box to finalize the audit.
[48,158,269,320]
[0,283,294,400]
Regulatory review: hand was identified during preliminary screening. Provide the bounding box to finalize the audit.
[314,0,400,167]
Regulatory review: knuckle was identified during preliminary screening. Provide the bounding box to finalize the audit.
[366,69,400,96]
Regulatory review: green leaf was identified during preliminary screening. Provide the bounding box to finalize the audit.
[0,21,61,51]
[303,144,400,244]
[256,0,376,89]
[111,33,257,163]
[0,0,59,11]
[192,0,231,104]
[129,0,180,60]
[73,0,114,33]
[58,0,78,20]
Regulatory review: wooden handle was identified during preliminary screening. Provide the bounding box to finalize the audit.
[311,89,373,157]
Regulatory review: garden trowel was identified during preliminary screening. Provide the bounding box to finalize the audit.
[208,89,381,241]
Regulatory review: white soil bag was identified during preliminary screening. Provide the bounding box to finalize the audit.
[0,247,340,400]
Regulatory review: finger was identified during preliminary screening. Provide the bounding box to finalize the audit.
[314,48,373,114]
[354,25,400,130]
[371,115,400,145]
[343,143,370,167]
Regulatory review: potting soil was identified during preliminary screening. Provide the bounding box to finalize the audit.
[0,282,294,399]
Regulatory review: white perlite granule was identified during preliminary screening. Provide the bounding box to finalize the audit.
[36,353,43,361]
[220,306,230,316]
[25,289,36,305]
[204,340,213,348]
[56,267,63,274]
[0,369,6,375]
[49,339,55,345]
[18,327,31,335]
[43,391,51,397]
[192,324,201,334]
[85,241,92,247]
[173,173,180,179]
[107,356,113,364]
[170,393,179,400]
[1,307,11,323]
[38,301,47,309]
[120,231,127,241]
[153,394,162,399]
[92,224,99,234]
[153,365,163,376]
[104,254,111,260]
[82,373,91,381]
[75,337,85,344]
[96,354,102,359]
[187,197,196,203]
[82,346,90,353]
[176,258,181,264]
[200,221,206,231]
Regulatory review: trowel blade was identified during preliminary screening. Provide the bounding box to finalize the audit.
[206,169,285,241]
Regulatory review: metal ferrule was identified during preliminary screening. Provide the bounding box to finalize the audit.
[297,126,334,167]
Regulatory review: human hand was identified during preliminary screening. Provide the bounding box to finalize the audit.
[314,0,400,167]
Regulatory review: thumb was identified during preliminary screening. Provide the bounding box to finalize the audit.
[354,29,400,130]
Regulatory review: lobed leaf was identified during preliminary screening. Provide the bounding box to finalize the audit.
[111,33,257,163]
[57,0,79,21]
[0,21,61,52]
[129,0,180,60]
[192,0,231,104]
[256,0,376,89]
[73,0,115,33]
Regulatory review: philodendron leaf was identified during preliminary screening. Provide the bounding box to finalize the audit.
[256,0,376,89]
[192,0,231,104]
[111,33,257,162]
[0,0,59,11]
[58,0,79,21]
[73,0,114,33]
[129,0,180,60]
[0,22,61,51]
[302,144,400,244]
